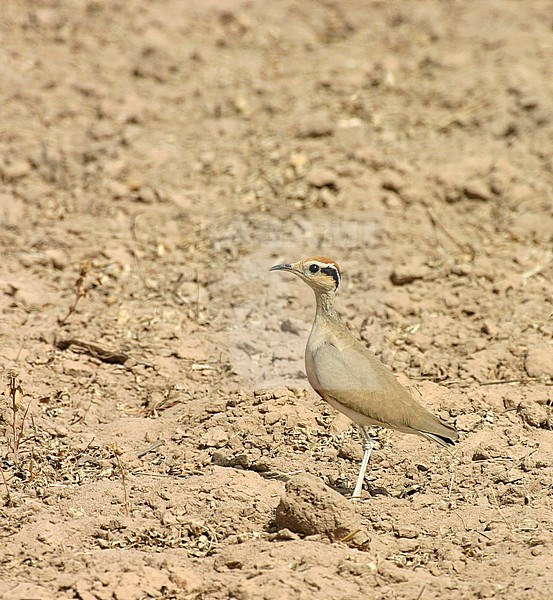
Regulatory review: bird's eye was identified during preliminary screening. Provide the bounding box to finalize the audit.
[309,264,320,273]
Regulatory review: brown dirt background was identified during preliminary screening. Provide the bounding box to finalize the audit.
[1,1,552,598]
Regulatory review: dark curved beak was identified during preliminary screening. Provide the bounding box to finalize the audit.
[270,263,296,273]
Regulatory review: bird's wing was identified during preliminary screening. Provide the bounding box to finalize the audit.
[312,340,457,441]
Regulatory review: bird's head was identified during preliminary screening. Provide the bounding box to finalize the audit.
[270,256,341,293]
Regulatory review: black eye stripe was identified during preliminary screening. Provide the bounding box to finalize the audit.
[321,265,340,289]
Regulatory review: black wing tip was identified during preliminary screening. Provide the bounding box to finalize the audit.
[422,430,458,447]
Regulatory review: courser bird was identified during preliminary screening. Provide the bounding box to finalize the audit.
[270,257,459,498]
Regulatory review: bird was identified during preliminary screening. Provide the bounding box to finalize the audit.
[270,256,459,498]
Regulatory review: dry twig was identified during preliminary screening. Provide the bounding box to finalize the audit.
[58,261,94,326]
[4,370,32,467]
[110,445,130,517]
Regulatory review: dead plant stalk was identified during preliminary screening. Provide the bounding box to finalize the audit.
[4,370,31,467]
[111,445,130,517]
[58,261,92,326]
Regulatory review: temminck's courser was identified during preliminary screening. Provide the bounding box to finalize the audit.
[270,256,459,498]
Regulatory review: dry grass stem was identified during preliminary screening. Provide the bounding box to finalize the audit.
[4,370,31,467]
[111,445,131,517]
[58,261,94,326]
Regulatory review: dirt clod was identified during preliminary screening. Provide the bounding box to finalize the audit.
[275,473,368,544]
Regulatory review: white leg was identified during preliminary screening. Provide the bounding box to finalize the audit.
[351,426,374,499]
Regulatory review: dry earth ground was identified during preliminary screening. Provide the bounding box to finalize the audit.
[0,1,552,599]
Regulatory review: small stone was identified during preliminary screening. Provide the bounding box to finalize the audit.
[136,186,156,203]
[455,413,481,432]
[280,318,303,335]
[328,413,352,436]
[44,249,68,270]
[167,565,203,590]
[517,400,549,428]
[338,440,363,462]
[318,187,338,207]
[472,443,503,461]
[377,561,407,583]
[481,320,498,337]
[1,160,31,181]
[200,426,228,448]
[525,344,552,378]
[264,411,281,426]
[62,360,95,378]
[175,341,209,361]
[4,583,51,600]
[451,263,473,276]
[108,180,129,199]
[125,174,144,191]
[390,265,429,286]
[463,181,493,201]
[393,524,419,539]
[296,111,334,138]
[307,167,338,189]
[380,170,404,193]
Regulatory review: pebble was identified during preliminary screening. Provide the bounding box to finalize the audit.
[517,400,549,428]
[296,111,334,138]
[338,440,363,462]
[108,180,129,199]
[200,426,229,448]
[0,160,31,181]
[62,360,95,378]
[464,181,493,201]
[390,265,429,286]
[525,344,552,378]
[380,170,404,193]
[307,167,338,189]
[455,413,481,432]
[393,524,419,539]
[44,248,68,270]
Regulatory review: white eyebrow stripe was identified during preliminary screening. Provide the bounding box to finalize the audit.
[319,263,340,288]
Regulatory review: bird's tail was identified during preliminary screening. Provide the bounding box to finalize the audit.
[420,429,458,448]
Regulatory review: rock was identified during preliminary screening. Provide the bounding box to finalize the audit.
[296,111,334,138]
[306,167,338,189]
[166,565,203,590]
[0,160,32,181]
[4,582,51,599]
[525,344,552,378]
[200,426,229,448]
[338,440,363,462]
[463,181,493,201]
[14,283,55,310]
[455,413,481,432]
[280,318,303,335]
[377,560,407,583]
[44,249,68,270]
[275,473,368,544]
[393,524,419,539]
[472,443,503,461]
[62,360,95,378]
[390,265,429,286]
[380,170,404,193]
[517,400,549,428]
[108,180,129,199]
[175,341,209,361]
[329,413,352,436]
[113,572,143,600]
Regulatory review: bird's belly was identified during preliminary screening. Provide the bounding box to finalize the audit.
[305,350,325,397]
[325,395,385,428]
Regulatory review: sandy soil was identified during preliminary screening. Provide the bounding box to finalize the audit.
[1,1,552,598]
